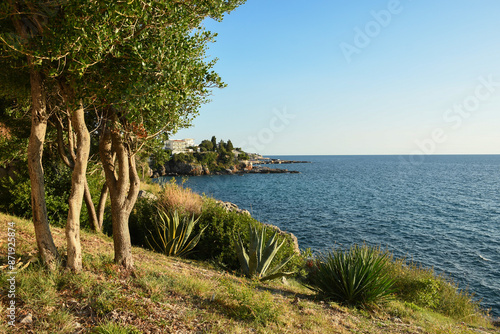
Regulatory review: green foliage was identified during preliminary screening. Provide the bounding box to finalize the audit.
[172,153,195,163]
[0,161,71,227]
[129,197,159,248]
[307,244,395,307]
[199,139,214,152]
[193,199,256,268]
[235,224,295,281]
[147,209,207,257]
[194,151,218,167]
[388,259,485,320]
[0,98,30,167]
[150,147,171,170]
[194,198,301,274]
[217,140,226,154]
[238,152,250,160]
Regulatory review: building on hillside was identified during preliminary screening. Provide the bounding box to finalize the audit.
[164,138,195,154]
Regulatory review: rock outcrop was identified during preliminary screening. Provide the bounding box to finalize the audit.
[263,223,301,255]
[137,190,158,201]
[151,159,300,178]
[215,200,251,215]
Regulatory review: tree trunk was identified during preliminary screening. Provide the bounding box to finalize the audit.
[83,182,100,231]
[65,101,90,271]
[27,69,58,269]
[99,123,140,270]
[55,115,100,232]
[96,183,109,231]
[10,0,58,269]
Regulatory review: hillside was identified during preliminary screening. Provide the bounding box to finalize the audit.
[1,212,499,333]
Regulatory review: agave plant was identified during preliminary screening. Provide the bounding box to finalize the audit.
[307,244,395,307]
[147,209,207,257]
[235,224,295,281]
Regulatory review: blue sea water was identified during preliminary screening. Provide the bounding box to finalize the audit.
[156,155,500,317]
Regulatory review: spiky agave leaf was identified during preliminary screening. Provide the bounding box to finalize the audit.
[148,208,206,257]
[307,244,395,307]
[235,233,250,275]
[235,224,295,281]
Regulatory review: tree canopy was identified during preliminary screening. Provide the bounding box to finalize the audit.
[0,0,246,270]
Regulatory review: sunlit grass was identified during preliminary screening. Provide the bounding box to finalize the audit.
[0,212,498,333]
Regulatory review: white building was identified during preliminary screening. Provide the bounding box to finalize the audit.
[164,138,195,154]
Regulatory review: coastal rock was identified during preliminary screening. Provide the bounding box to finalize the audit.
[238,160,253,171]
[138,190,158,201]
[150,159,299,177]
[161,161,203,176]
[216,200,251,215]
[264,223,301,255]
[253,158,311,165]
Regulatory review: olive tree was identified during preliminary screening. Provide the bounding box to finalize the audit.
[1,0,246,270]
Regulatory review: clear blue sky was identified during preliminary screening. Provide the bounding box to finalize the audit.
[174,0,500,155]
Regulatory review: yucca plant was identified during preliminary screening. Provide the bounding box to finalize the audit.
[307,244,395,307]
[147,209,207,257]
[235,224,295,281]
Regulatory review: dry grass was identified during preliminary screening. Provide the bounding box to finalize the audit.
[1,212,499,334]
[156,180,203,216]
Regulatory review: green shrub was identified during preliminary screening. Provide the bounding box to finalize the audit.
[129,197,159,248]
[0,161,71,227]
[307,244,395,307]
[389,259,486,321]
[129,189,301,273]
[237,152,250,160]
[193,198,301,273]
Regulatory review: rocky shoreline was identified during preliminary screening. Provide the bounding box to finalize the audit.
[151,160,301,178]
[252,158,311,165]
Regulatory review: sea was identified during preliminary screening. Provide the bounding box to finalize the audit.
[155,155,500,317]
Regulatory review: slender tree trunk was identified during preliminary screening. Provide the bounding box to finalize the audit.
[83,182,100,231]
[65,101,90,271]
[99,123,140,270]
[10,0,58,269]
[96,183,109,231]
[55,115,100,232]
[27,68,58,269]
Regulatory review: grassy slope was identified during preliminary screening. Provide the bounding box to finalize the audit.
[0,212,498,334]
